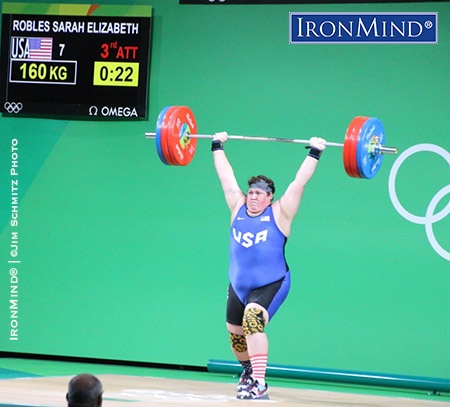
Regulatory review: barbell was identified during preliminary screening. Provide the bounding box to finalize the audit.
[145,105,398,179]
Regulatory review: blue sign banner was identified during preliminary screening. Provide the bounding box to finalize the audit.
[289,13,438,44]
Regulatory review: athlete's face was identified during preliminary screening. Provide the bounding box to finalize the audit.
[246,188,273,215]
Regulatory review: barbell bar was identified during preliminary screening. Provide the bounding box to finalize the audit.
[145,132,398,154]
[144,105,398,179]
[146,132,346,147]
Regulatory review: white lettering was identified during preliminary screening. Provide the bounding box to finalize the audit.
[12,19,50,33]
[294,15,429,41]
[320,21,336,38]
[10,299,18,310]
[100,106,138,117]
[232,228,269,248]
[10,37,29,59]
[338,21,353,37]
[254,230,268,244]
[87,21,139,35]
[357,17,378,37]
[52,20,85,33]
[306,21,319,38]
[241,232,254,248]
[233,229,242,243]
[408,21,423,37]
[390,21,405,37]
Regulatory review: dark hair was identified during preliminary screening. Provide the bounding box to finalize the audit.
[247,175,275,195]
[67,374,103,407]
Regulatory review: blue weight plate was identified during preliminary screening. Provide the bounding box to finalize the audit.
[155,106,173,165]
[355,117,385,179]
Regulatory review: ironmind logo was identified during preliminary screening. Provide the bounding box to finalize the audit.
[289,13,438,44]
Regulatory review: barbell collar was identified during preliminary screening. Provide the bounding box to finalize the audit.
[375,145,398,155]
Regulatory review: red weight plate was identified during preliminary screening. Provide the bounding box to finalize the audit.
[179,106,197,166]
[344,136,359,178]
[163,106,184,166]
[173,106,197,166]
[343,116,368,178]
[160,106,178,166]
[343,117,361,178]
[343,135,358,178]
[165,106,198,166]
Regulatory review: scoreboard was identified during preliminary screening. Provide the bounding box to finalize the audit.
[0,3,152,119]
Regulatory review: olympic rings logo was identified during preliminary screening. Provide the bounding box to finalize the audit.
[4,102,23,114]
[389,144,450,261]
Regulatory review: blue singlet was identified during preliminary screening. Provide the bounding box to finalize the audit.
[229,204,289,303]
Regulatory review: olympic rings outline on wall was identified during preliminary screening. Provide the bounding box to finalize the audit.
[388,143,450,261]
[4,102,23,114]
[425,185,450,261]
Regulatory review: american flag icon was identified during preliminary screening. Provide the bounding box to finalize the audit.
[28,37,53,60]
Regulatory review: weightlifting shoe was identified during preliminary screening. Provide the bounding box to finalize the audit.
[236,371,253,395]
[237,379,269,400]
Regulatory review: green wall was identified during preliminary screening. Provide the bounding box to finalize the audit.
[1,0,450,381]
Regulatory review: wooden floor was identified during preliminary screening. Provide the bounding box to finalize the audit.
[1,374,450,407]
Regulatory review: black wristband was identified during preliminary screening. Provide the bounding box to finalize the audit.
[307,147,323,160]
[211,140,223,151]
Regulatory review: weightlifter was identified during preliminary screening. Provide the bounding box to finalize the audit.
[212,132,326,400]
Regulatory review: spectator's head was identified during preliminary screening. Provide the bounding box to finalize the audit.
[66,374,103,407]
